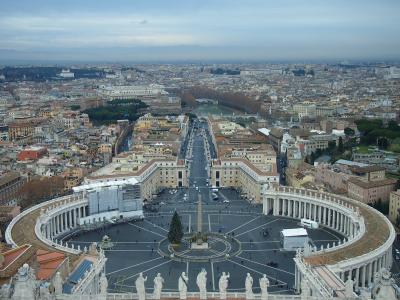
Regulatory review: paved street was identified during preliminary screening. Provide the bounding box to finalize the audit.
[65,121,344,294]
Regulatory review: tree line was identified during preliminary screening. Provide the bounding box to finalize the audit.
[355,119,400,151]
[83,99,148,124]
[18,176,66,209]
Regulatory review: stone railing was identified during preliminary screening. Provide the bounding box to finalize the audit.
[56,292,325,300]
[266,185,365,257]
[5,193,84,247]
[35,197,87,255]
[266,185,396,290]
[294,255,334,298]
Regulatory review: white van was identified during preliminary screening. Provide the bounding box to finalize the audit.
[211,188,219,193]
[300,219,319,229]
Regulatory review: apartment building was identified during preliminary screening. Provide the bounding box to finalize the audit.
[293,102,317,119]
[209,117,279,203]
[85,157,188,201]
[134,114,188,155]
[210,158,278,202]
[8,118,44,141]
[0,172,26,205]
[389,190,400,224]
[348,177,397,204]
[316,161,397,203]
[62,168,87,191]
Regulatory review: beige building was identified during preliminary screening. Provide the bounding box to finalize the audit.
[316,164,351,193]
[81,113,190,201]
[134,114,188,156]
[211,158,278,203]
[286,165,316,189]
[208,116,279,203]
[0,172,25,206]
[347,177,396,204]
[292,102,317,118]
[98,143,113,154]
[8,118,44,141]
[316,163,395,202]
[389,190,400,224]
[62,168,87,191]
[86,156,188,201]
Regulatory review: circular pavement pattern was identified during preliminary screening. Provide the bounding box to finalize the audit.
[64,188,344,295]
[158,232,242,263]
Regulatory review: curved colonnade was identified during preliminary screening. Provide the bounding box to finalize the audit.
[263,185,395,295]
[6,192,89,256]
[5,185,396,298]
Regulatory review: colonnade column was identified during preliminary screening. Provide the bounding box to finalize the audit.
[60,214,63,233]
[327,208,331,227]
[325,207,329,225]
[53,217,57,235]
[283,199,286,216]
[371,261,376,284]
[340,213,346,234]
[75,207,79,225]
[264,198,269,214]
[336,211,339,230]
[361,265,366,287]
[55,215,59,234]
[68,210,72,228]
[367,263,372,286]
[355,267,360,289]
[273,197,279,216]
[50,218,54,237]
[318,206,322,222]
[313,204,317,221]
[337,211,340,230]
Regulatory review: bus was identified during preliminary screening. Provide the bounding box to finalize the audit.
[300,219,319,229]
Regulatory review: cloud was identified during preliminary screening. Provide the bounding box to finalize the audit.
[0,0,399,60]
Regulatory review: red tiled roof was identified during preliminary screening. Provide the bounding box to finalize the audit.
[0,244,31,271]
[36,249,66,280]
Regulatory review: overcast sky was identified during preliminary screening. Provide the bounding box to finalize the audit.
[1,0,399,62]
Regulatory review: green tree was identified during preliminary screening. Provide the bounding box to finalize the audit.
[328,141,336,152]
[70,104,81,111]
[369,198,389,215]
[338,137,344,153]
[168,211,184,245]
[377,137,389,150]
[186,113,197,121]
[344,127,355,137]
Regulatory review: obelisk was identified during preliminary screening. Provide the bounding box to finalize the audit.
[197,194,203,235]
[192,193,208,249]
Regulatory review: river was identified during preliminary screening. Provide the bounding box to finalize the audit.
[192,104,240,117]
